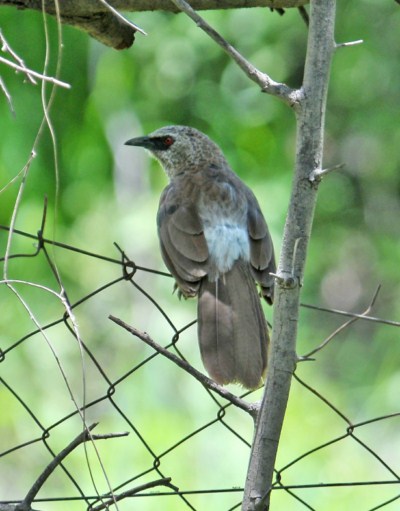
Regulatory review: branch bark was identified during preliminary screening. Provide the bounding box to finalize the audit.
[241,0,336,509]
[0,0,308,49]
[109,315,259,418]
[0,0,308,13]
[2,424,129,511]
[169,0,301,106]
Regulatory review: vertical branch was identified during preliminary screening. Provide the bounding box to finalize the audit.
[242,1,336,510]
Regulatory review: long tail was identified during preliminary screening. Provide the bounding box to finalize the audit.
[197,260,269,389]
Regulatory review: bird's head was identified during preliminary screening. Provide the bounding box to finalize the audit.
[125,125,225,179]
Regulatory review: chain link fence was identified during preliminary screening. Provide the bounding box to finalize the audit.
[1,221,400,511]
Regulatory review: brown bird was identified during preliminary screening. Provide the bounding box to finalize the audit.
[125,126,275,389]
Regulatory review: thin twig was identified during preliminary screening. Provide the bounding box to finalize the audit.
[0,56,70,89]
[309,162,345,182]
[16,424,128,511]
[169,0,301,106]
[97,0,147,35]
[335,39,363,49]
[0,76,15,115]
[90,478,178,511]
[300,301,400,328]
[298,5,309,25]
[0,279,64,297]
[302,285,382,359]
[109,315,259,419]
[3,152,36,278]
[0,30,37,84]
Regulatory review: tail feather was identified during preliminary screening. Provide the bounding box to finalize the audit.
[197,260,269,389]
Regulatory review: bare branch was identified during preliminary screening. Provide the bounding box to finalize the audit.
[169,0,301,106]
[97,0,147,35]
[0,29,37,84]
[0,0,309,14]
[301,302,400,328]
[0,0,308,48]
[298,5,309,25]
[15,424,128,511]
[90,478,179,511]
[335,39,363,49]
[130,0,309,9]
[0,0,139,49]
[0,75,14,115]
[0,55,70,89]
[302,286,382,359]
[109,315,259,418]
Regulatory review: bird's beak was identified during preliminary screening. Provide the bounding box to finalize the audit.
[124,136,154,149]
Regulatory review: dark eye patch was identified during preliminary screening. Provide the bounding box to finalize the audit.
[151,136,175,151]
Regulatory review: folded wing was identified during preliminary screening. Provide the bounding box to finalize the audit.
[157,183,209,297]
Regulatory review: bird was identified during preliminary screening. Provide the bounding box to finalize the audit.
[125,125,275,389]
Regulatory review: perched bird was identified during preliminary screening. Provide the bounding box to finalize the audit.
[125,126,275,389]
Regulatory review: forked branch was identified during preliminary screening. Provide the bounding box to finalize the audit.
[170,0,302,106]
[8,424,128,511]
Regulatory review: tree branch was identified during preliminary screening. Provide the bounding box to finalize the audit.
[109,315,259,419]
[12,423,129,511]
[169,0,302,106]
[301,286,381,360]
[0,55,70,89]
[90,478,178,511]
[0,0,140,49]
[0,30,37,84]
[0,76,14,115]
[300,301,400,328]
[241,1,336,509]
[0,0,308,49]
[0,423,175,511]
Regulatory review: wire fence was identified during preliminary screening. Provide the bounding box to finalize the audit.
[1,219,400,511]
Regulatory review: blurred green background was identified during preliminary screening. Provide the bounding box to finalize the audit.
[1,2,400,510]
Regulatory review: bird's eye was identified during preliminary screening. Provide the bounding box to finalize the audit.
[163,136,175,147]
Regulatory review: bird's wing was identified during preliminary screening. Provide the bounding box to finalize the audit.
[157,183,209,297]
[246,189,276,304]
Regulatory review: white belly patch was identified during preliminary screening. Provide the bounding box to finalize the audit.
[204,223,250,276]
